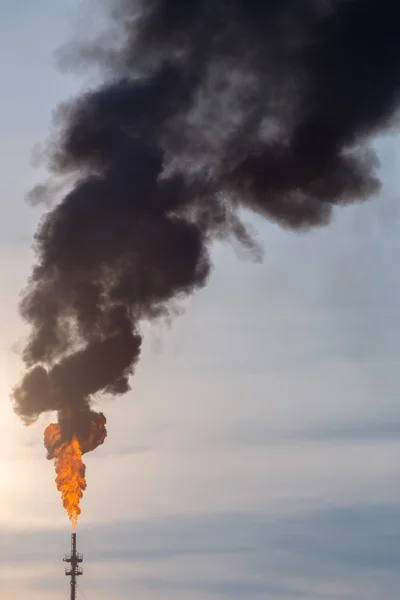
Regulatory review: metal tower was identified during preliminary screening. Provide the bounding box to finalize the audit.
[63,533,83,600]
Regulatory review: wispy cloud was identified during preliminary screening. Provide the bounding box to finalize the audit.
[2,506,400,598]
[228,419,400,447]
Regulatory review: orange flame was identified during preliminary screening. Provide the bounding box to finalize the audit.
[44,424,86,530]
[44,412,106,529]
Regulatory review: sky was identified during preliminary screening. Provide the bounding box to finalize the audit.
[1,2,400,599]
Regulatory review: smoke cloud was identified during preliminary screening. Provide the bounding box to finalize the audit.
[13,0,400,444]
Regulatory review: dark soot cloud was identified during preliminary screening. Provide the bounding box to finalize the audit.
[12,0,400,440]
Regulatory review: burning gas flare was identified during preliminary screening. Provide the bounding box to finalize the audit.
[44,425,85,529]
[44,412,106,528]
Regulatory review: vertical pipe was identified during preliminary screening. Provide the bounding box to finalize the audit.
[70,533,77,600]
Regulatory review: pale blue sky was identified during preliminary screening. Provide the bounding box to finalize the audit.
[1,2,400,600]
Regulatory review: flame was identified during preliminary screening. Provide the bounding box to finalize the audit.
[44,424,86,530]
[44,412,107,529]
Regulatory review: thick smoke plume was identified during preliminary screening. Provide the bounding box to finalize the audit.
[13,0,400,446]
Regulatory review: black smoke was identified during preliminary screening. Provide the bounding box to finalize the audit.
[13,0,400,440]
